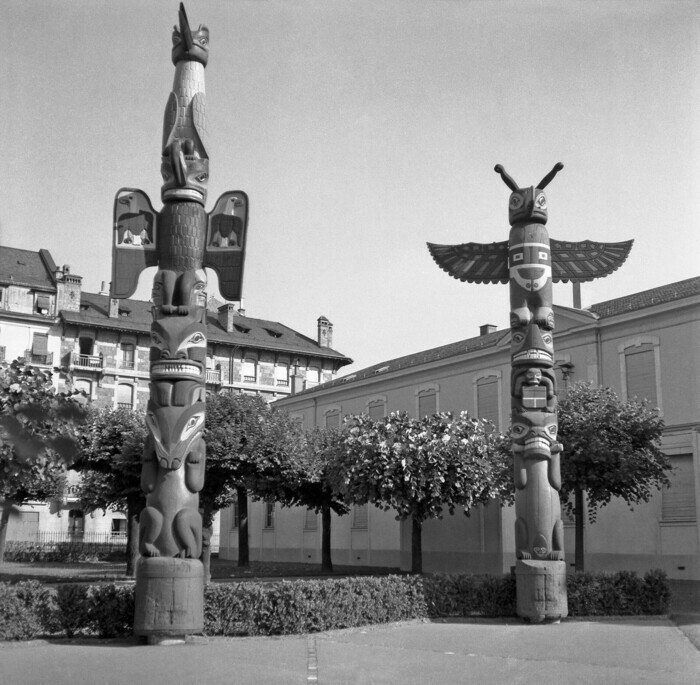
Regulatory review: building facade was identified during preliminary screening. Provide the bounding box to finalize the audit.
[0,245,352,546]
[219,277,700,580]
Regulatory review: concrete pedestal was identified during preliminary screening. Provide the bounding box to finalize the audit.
[134,557,204,639]
[516,559,567,622]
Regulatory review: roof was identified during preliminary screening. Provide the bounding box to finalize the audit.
[587,276,700,319]
[0,246,57,291]
[61,292,353,364]
[284,276,699,399]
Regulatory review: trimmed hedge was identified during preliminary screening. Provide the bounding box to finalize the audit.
[0,569,671,640]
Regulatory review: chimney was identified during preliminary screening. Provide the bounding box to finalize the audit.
[217,303,238,332]
[317,316,333,348]
[109,298,120,318]
[480,324,497,336]
[99,281,110,296]
[55,267,83,313]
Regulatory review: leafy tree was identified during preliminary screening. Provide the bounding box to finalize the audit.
[287,427,350,572]
[557,382,671,572]
[335,411,512,573]
[72,406,147,576]
[203,393,305,576]
[0,360,86,563]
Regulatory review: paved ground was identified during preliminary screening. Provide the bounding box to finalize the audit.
[2,615,699,685]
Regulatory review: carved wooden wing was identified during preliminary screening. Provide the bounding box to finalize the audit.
[204,191,249,301]
[427,241,509,284]
[111,188,159,299]
[550,239,634,283]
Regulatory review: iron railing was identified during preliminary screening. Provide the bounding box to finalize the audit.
[24,351,54,366]
[72,353,102,369]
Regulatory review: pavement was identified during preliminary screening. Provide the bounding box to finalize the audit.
[2,615,699,685]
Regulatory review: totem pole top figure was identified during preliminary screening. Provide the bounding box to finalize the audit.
[427,163,634,293]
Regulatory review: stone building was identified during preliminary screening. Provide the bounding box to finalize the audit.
[0,244,352,545]
[219,277,700,581]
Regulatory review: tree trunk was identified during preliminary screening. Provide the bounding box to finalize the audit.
[201,504,214,584]
[321,504,333,573]
[237,486,249,568]
[575,487,585,572]
[125,500,140,578]
[0,500,13,565]
[411,516,423,574]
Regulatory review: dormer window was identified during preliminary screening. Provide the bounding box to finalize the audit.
[35,294,51,315]
[265,328,282,338]
[234,324,250,334]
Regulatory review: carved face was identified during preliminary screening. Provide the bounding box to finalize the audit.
[511,322,554,366]
[171,8,209,66]
[150,310,207,382]
[152,268,207,312]
[508,186,548,226]
[511,411,558,458]
[508,223,552,293]
[146,399,205,470]
[161,141,209,205]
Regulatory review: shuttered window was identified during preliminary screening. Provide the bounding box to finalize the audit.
[662,454,696,522]
[476,376,499,428]
[304,508,318,531]
[352,504,368,529]
[32,333,48,355]
[625,344,657,406]
[417,389,437,417]
[368,400,385,421]
[264,502,275,529]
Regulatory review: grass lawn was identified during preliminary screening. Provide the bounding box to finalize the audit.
[0,555,402,584]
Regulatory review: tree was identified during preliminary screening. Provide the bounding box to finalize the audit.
[72,406,147,577]
[557,381,672,572]
[335,411,512,573]
[203,393,305,576]
[288,427,350,572]
[0,360,86,563]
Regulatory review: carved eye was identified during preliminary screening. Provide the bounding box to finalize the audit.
[538,251,549,261]
[512,332,525,345]
[189,332,205,345]
[542,333,553,346]
[181,413,204,441]
[509,194,524,209]
[195,173,209,183]
[146,412,161,441]
[535,194,547,209]
[512,253,524,262]
[151,331,164,346]
[511,424,527,437]
[547,424,558,436]
[198,36,208,46]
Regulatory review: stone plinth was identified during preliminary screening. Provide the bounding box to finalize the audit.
[515,559,568,623]
[134,557,204,639]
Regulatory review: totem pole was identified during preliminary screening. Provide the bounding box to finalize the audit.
[110,4,248,640]
[428,164,632,621]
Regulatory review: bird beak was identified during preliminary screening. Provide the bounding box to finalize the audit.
[179,3,194,51]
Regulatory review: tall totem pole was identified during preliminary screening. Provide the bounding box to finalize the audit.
[111,4,248,640]
[428,164,632,621]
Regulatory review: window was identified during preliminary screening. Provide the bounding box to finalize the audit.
[230,495,240,530]
[120,343,135,369]
[620,338,662,413]
[304,508,318,531]
[368,399,386,421]
[68,510,84,538]
[264,501,275,529]
[116,383,133,409]
[476,375,500,429]
[275,364,289,387]
[324,409,341,428]
[352,504,368,530]
[417,386,438,417]
[242,359,257,383]
[35,294,51,315]
[30,332,51,364]
[111,518,127,538]
[73,378,92,400]
[662,455,696,522]
[306,367,320,387]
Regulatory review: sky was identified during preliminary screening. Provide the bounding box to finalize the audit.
[1,0,698,375]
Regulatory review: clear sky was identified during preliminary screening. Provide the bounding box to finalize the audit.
[1,1,698,375]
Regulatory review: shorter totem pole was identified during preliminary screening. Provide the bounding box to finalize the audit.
[111,5,248,640]
[428,164,632,621]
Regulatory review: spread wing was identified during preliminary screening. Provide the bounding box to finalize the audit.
[427,241,509,284]
[111,188,159,299]
[550,239,634,283]
[204,191,249,301]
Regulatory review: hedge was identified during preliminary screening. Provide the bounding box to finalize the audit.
[0,570,671,640]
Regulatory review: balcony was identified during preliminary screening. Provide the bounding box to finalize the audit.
[24,351,54,366]
[118,359,135,370]
[276,379,290,387]
[72,353,103,370]
[243,375,256,384]
[206,369,223,385]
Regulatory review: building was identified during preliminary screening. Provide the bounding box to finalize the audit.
[218,277,700,580]
[0,245,352,546]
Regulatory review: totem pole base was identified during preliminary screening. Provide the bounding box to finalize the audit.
[515,559,568,623]
[134,556,204,640]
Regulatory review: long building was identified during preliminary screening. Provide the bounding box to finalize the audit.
[217,277,700,580]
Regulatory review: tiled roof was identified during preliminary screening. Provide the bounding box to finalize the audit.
[286,276,699,398]
[288,328,511,397]
[61,292,353,364]
[587,276,700,319]
[0,247,56,291]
